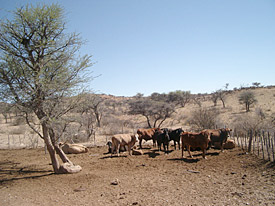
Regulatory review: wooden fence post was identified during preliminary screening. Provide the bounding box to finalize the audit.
[267,132,271,161]
[244,133,247,152]
[240,134,243,151]
[248,130,253,153]
[8,135,10,149]
[271,136,274,162]
[261,131,264,159]
[257,131,260,156]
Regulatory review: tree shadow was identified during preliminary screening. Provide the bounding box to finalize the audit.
[100,154,129,159]
[0,160,54,184]
[167,157,200,163]
[144,150,160,158]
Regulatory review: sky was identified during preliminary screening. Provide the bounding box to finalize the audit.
[1,0,275,96]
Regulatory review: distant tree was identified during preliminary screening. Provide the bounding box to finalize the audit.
[210,91,219,106]
[188,107,219,131]
[252,82,261,87]
[128,97,175,128]
[167,90,191,107]
[134,93,144,99]
[150,92,168,102]
[211,84,229,108]
[0,102,11,123]
[217,89,226,108]
[238,91,257,112]
[0,4,93,173]
[78,94,104,128]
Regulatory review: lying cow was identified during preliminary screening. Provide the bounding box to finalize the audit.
[203,128,232,152]
[59,142,88,154]
[137,128,160,149]
[181,131,210,159]
[156,128,170,153]
[168,128,183,150]
[111,134,138,156]
[214,139,235,149]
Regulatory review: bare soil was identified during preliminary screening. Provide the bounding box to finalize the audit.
[0,146,275,206]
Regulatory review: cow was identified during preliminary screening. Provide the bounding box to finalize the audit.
[137,128,160,149]
[168,128,183,150]
[203,128,232,152]
[111,134,138,156]
[181,131,210,159]
[156,128,170,153]
[214,139,235,149]
[106,141,126,154]
[59,142,88,154]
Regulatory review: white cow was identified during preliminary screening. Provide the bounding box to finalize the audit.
[111,134,138,156]
[60,143,88,154]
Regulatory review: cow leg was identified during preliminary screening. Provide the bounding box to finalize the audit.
[187,145,193,158]
[139,139,143,149]
[111,144,116,157]
[220,142,224,153]
[178,141,180,150]
[202,148,207,159]
[116,144,120,157]
[174,140,176,150]
[127,144,132,156]
[181,143,185,158]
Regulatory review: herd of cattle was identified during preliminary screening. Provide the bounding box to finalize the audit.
[109,127,233,159]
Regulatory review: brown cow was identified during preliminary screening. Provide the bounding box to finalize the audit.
[137,128,160,149]
[181,131,210,159]
[203,128,232,152]
[111,134,138,156]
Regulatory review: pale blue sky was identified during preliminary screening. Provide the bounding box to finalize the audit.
[1,0,275,96]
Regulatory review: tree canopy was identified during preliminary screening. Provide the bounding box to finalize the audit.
[0,4,93,173]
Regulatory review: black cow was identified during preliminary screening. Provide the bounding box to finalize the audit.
[168,128,183,150]
[156,128,170,153]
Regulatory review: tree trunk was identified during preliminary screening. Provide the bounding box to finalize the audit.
[221,98,226,108]
[41,122,60,173]
[42,123,82,174]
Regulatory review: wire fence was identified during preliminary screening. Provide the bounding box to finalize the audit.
[232,130,275,162]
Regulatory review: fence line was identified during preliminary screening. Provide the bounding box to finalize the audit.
[4,134,44,149]
[233,130,275,162]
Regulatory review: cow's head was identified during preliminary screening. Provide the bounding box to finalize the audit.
[220,128,231,137]
[176,128,184,135]
[201,131,212,142]
[163,128,170,141]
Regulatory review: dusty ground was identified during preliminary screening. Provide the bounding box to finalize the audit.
[0,146,275,206]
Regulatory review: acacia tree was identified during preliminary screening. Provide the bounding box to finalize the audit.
[128,97,175,128]
[239,91,257,112]
[167,90,191,108]
[0,4,93,173]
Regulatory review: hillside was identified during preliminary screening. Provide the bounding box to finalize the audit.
[0,86,274,149]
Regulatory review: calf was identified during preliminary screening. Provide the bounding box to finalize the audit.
[156,128,170,153]
[181,131,210,159]
[168,128,183,150]
[111,134,138,156]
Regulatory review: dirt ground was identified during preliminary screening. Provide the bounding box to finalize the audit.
[0,146,275,206]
